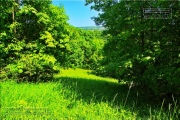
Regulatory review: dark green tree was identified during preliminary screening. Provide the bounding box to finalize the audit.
[86,0,180,96]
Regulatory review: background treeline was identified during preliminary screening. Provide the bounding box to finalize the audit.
[0,0,104,82]
[86,1,180,97]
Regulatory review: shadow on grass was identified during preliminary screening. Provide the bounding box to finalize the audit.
[54,76,158,115]
[54,76,180,119]
[56,76,128,103]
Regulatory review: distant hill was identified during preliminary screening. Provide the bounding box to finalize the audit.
[76,26,105,30]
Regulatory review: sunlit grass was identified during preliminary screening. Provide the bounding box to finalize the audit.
[0,81,134,119]
[0,68,179,119]
[57,68,118,83]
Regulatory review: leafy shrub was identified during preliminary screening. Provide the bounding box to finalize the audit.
[5,54,60,82]
[95,55,180,97]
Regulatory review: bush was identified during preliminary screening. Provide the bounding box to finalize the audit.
[5,54,60,82]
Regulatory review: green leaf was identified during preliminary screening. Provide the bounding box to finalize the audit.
[18,69,23,74]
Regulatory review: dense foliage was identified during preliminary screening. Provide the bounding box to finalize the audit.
[56,25,105,69]
[0,0,104,82]
[65,29,104,69]
[5,54,59,82]
[86,1,180,96]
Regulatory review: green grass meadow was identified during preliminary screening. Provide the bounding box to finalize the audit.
[0,68,179,119]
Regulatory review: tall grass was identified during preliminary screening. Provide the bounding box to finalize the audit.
[0,68,179,119]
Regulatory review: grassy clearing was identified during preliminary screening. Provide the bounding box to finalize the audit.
[1,68,179,119]
[57,68,118,82]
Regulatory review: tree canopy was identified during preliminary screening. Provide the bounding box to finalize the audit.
[86,0,180,96]
[0,0,104,82]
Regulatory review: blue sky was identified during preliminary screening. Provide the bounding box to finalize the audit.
[52,0,99,27]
